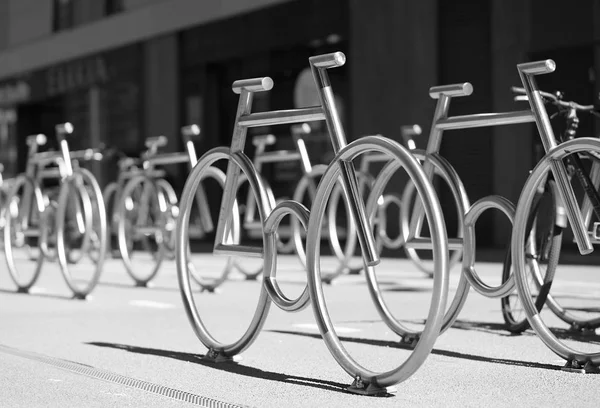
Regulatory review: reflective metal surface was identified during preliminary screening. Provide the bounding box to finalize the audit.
[512,137,600,365]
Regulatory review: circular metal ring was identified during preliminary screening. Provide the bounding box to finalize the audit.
[263,200,310,312]
[366,151,471,334]
[401,151,468,278]
[513,137,600,364]
[462,195,515,298]
[176,147,271,357]
[306,135,449,388]
[377,193,405,249]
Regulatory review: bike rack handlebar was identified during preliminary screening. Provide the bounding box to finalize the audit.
[55,122,74,142]
[401,125,422,150]
[429,83,473,99]
[291,123,311,136]
[309,52,346,69]
[517,59,556,75]
[252,134,276,147]
[26,134,47,147]
[145,135,169,149]
[181,125,200,139]
[232,77,274,94]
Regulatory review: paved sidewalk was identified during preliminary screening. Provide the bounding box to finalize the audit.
[1,255,599,407]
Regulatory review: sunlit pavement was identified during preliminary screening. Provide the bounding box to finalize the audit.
[1,253,599,408]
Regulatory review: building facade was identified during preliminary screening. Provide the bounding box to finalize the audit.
[0,0,598,250]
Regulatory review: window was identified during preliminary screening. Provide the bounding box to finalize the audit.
[54,0,124,32]
[53,0,74,32]
[105,0,125,16]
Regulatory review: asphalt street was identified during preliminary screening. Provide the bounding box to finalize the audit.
[1,252,599,407]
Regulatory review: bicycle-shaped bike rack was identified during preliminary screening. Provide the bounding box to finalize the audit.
[499,86,600,336]
[3,123,107,299]
[115,125,216,287]
[176,52,449,395]
[390,60,600,372]
[509,63,600,373]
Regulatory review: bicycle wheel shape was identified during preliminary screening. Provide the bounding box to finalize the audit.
[306,136,449,390]
[400,151,465,278]
[3,175,46,292]
[513,138,600,368]
[533,161,600,332]
[233,172,276,280]
[323,170,371,282]
[501,179,561,333]
[288,165,357,281]
[185,165,239,292]
[176,147,271,358]
[55,168,107,299]
[59,182,98,265]
[366,151,470,337]
[155,178,179,260]
[102,181,120,257]
[117,175,166,286]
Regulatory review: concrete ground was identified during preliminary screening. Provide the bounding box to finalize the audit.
[1,252,599,408]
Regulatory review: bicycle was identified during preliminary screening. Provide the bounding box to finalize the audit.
[176,52,449,394]
[102,151,144,257]
[3,123,107,299]
[368,60,593,345]
[115,125,216,287]
[508,78,600,372]
[500,86,600,333]
[389,59,600,371]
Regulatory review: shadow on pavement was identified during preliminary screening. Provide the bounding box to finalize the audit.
[564,306,600,313]
[85,341,357,395]
[381,285,432,293]
[451,320,532,338]
[267,330,563,372]
[0,288,76,301]
[98,281,181,292]
[452,320,600,344]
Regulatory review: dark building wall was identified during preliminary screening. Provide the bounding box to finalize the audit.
[490,0,599,247]
[438,0,494,244]
[348,0,438,141]
[144,34,181,184]
[490,0,534,247]
[0,1,8,51]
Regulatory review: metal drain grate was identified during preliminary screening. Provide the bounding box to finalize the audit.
[0,344,248,408]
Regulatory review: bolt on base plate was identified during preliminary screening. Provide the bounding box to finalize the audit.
[399,334,420,348]
[569,324,597,336]
[562,360,600,374]
[203,349,241,363]
[346,377,397,397]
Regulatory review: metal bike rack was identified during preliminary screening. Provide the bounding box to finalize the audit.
[3,123,107,299]
[176,52,449,395]
[115,125,218,287]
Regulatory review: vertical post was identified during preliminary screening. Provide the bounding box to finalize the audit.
[89,86,103,185]
[310,53,379,266]
[181,124,213,233]
[518,63,592,254]
[407,95,451,238]
[213,89,254,250]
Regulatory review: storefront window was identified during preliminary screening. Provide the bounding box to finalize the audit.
[54,0,124,32]
[105,0,124,16]
[53,0,75,32]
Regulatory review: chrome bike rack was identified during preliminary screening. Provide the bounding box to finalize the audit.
[176,52,449,395]
[115,125,216,287]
